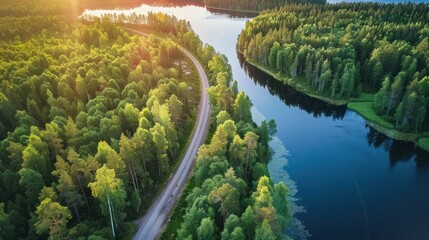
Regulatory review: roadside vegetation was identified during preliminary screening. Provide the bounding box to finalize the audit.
[154,13,293,240]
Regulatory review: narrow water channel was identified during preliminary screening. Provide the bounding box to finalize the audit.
[84,2,429,239]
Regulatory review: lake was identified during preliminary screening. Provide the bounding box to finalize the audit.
[84,2,429,239]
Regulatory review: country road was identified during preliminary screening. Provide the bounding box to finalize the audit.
[125,28,211,240]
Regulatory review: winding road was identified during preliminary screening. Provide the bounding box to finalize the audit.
[125,28,211,240]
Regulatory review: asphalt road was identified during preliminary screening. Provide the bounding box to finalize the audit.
[125,28,211,240]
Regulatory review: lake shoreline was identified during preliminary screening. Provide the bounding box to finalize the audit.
[241,54,429,152]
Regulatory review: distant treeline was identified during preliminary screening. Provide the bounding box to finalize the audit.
[0,0,203,17]
[204,0,326,12]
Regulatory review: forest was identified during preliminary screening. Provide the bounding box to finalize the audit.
[204,0,325,12]
[237,3,429,149]
[0,2,203,239]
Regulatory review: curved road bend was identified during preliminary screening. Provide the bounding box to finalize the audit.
[124,28,211,240]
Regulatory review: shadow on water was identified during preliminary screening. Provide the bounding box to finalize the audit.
[139,0,205,7]
[238,53,348,120]
[205,7,259,18]
[366,126,429,166]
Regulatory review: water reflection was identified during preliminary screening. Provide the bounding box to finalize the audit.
[238,53,348,120]
[206,7,258,18]
[138,0,204,7]
[366,126,429,166]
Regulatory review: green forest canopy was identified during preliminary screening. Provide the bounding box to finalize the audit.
[0,5,205,239]
[237,3,429,136]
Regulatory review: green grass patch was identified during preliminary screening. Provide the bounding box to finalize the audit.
[348,102,429,142]
[418,138,429,152]
[350,93,375,102]
[348,102,394,130]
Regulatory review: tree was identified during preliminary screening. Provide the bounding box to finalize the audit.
[22,131,51,181]
[53,155,84,223]
[165,94,183,125]
[216,111,232,126]
[18,168,44,210]
[231,80,239,97]
[373,77,391,113]
[120,103,139,135]
[150,123,169,176]
[119,134,140,191]
[208,183,241,219]
[276,50,285,72]
[243,132,258,177]
[255,219,276,240]
[221,214,241,240]
[0,203,15,240]
[197,217,215,240]
[35,198,71,240]
[290,55,298,78]
[88,165,127,237]
[95,141,126,181]
[132,128,154,175]
[241,206,256,239]
[64,117,78,147]
[233,92,252,123]
[229,227,245,240]
[387,72,406,115]
[268,42,281,69]
[273,182,290,229]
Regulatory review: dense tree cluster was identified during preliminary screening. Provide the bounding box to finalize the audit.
[238,3,429,133]
[0,8,202,239]
[204,0,325,12]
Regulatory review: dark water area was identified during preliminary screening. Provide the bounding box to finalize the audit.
[84,1,429,239]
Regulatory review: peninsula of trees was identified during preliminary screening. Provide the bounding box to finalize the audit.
[237,3,429,150]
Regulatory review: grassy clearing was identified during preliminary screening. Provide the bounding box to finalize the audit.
[418,138,429,152]
[348,102,427,142]
[348,102,393,129]
[350,93,375,102]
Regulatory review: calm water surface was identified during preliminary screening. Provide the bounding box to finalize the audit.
[84,2,429,239]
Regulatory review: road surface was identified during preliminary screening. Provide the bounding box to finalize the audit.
[125,28,211,240]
